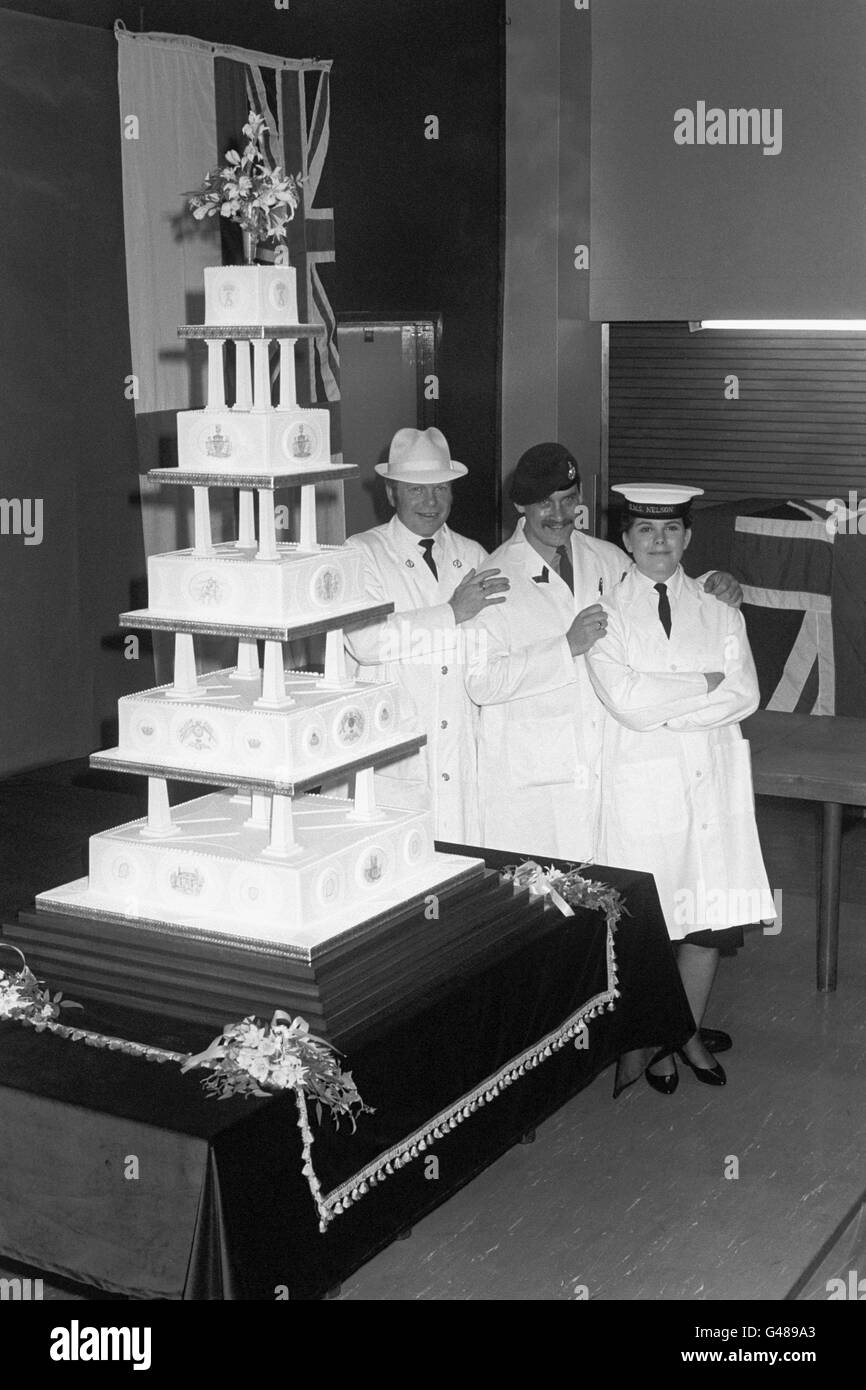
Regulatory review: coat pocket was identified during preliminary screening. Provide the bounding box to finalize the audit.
[506,715,580,789]
[610,756,689,837]
[711,737,756,815]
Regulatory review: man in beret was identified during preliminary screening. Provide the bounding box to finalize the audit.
[344,426,509,842]
[464,443,741,860]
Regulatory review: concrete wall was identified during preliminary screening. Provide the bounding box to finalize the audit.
[502,1,603,537]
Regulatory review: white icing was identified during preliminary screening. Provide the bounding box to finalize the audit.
[203,265,298,326]
[146,544,366,627]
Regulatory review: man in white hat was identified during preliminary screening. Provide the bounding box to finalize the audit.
[464,444,741,862]
[344,426,509,841]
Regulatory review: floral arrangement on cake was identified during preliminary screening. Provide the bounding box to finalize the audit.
[504,861,629,930]
[188,111,301,245]
[181,1009,372,1129]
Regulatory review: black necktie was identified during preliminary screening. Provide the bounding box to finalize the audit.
[556,544,574,595]
[419,537,438,579]
[654,581,672,638]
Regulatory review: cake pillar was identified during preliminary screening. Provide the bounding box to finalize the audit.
[245,791,271,829]
[237,490,256,548]
[205,339,227,410]
[232,638,260,681]
[299,485,318,549]
[319,628,354,689]
[192,487,213,555]
[256,489,278,560]
[167,632,199,697]
[233,339,253,410]
[252,339,272,412]
[140,778,180,838]
[257,640,294,707]
[277,339,297,410]
[262,793,301,858]
[350,767,382,822]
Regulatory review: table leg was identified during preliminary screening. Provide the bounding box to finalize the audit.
[818,802,844,992]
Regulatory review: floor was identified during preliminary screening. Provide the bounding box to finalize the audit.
[336,891,866,1301]
[1,765,864,1301]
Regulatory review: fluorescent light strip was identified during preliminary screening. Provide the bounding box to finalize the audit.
[701,320,866,331]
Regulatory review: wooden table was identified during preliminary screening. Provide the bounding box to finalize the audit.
[743,710,866,991]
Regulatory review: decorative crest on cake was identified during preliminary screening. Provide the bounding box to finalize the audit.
[205,425,233,459]
[362,850,385,885]
[170,867,205,896]
[190,573,225,605]
[179,719,217,752]
[292,425,312,458]
[337,709,365,745]
[313,567,343,604]
[272,280,291,309]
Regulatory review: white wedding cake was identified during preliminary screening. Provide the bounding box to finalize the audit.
[37,265,480,954]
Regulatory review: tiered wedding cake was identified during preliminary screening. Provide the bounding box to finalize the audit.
[36,264,481,956]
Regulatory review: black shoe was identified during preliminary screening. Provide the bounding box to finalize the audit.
[700,1027,732,1055]
[645,1049,678,1096]
[677,1049,727,1086]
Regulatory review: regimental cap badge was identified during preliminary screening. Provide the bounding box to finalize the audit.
[510,443,581,505]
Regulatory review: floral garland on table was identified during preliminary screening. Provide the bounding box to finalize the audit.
[0,948,367,1233]
[0,866,626,1232]
[181,1012,373,1231]
[503,860,630,934]
[0,948,82,1027]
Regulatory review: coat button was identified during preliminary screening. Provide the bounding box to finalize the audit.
[696,770,702,778]
[440,720,448,729]
[442,772,450,781]
[441,666,448,675]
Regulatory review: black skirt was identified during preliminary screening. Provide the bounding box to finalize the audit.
[681,923,745,950]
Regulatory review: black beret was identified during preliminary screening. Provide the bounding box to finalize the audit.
[510,443,580,505]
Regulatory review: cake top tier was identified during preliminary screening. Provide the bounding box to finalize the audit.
[198,263,322,334]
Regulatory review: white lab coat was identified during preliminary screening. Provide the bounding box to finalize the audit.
[585,565,775,939]
[344,514,488,842]
[464,519,628,860]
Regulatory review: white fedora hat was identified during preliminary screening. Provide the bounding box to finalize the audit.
[375,427,468,485]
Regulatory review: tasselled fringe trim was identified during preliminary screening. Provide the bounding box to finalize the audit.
[313,922,619,1231]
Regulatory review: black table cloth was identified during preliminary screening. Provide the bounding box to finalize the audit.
[0,851,692,1300]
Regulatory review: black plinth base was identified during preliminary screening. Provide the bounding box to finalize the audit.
[4,865,547,1047]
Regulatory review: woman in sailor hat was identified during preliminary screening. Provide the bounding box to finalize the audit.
[586,485,775,1097]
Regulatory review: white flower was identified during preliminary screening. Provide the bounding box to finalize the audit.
[248,1056,272,1083]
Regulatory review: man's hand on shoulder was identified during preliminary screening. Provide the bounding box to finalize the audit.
[449,568,510,624]
[703,570,742,608]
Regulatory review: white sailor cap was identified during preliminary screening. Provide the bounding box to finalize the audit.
[612,484,704,518]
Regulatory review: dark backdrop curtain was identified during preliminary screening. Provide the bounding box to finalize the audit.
[0,7,148,777]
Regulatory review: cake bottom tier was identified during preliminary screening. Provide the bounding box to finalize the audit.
[36,790,477,952]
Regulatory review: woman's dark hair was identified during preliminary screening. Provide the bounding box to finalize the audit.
[619,508,692,534]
